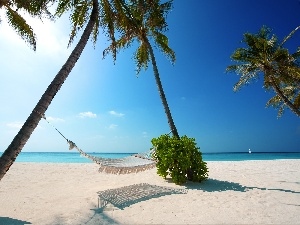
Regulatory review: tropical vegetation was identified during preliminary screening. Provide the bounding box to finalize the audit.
[151,134,208,185]
[226,26,300,117]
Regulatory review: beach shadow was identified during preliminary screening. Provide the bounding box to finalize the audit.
[278,180,300,185]
[247,186,300,194]
[284,203,300,207]
[185,178,248,192]
[48,210,120,225]
[184,178,300,194]
[84,209,121,225]
[96,183,187,210]
[0,217,31,225]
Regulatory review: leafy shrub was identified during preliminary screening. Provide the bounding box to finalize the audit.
[151,134,209,185]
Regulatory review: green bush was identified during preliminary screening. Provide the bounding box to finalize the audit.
[151,134,209,185]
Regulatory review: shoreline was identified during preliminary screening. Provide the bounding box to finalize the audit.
[11,157,300,165]
[1,160,299,224]
[11,152,300,164]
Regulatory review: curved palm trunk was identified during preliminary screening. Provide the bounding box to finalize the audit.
[0,0,99,181]
[145,38,180,139]
[270,75,300,117]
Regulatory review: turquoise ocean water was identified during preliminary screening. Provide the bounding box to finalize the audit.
[6,151,300,163]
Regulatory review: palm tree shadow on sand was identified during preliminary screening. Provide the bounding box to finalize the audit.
[0,217,31,225]
[184,178,300,194]
[81,210,121,225]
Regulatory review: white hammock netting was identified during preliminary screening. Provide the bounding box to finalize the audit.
[68,140,157,174]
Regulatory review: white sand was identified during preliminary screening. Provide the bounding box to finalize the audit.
[0,160,299,225]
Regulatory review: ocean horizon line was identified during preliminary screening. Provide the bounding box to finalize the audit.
[1,151,298,154]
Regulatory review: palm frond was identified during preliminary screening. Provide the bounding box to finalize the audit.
[68,0,92,47]
[103,33,134,59]
[6,6,36,50]
[134,42,150,74]
[153,31,175,64]
[111,0,131,26]
[13,0,55,19]
[279,66,300,83]
[55,0,73,17]
[100,0,118,60]
[233,71,259,91]
[280,25,300,47]
[266,95,285,118]
[292,47,300,59]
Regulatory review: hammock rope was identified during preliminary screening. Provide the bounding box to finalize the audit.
[36,110,157,174]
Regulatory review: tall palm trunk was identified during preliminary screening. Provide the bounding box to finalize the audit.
[0,0,99,181]
[145,38,180,139]
[269,75,300,117]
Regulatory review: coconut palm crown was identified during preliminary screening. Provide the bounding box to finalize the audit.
[226,26,300,117]
[103,0,180,138]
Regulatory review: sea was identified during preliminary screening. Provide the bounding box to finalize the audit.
[6,151,300,163]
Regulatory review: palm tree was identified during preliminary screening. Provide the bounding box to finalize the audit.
[0,0,54,50]
[0,0,100,181]
[103,0,180,138]
[226,26,300,117]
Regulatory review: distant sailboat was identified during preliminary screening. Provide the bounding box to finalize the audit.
[248,149,252,154]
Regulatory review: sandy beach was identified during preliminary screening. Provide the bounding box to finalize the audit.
[0,160,299,225]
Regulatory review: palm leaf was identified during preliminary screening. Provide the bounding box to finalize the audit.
[153,31,175,64]
[6,6,36,50]
[266,95,285,117]
[100,0,117,60]
[68,0,91,46]
[14,0,54,19]
[280,25,300,47]
[103,32,134,59]
[135,42,150,74]
[55,0,73,17]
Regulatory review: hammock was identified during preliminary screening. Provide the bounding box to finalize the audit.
[68,140,156,174]
[39,111,156,174]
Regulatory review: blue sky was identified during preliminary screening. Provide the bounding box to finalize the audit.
[1,0,300,153]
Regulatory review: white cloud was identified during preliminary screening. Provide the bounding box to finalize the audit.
[108,124,118,129]
[47,117,65,123]
[142,131,148,138]
[109,110,125,117]
[6,121,23,129]
[181,97,186,100]
[78,112,97,118]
